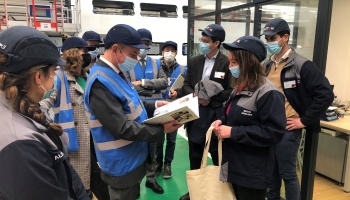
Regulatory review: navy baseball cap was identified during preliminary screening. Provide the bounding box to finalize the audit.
[199,24,226,42]
[162,41,177,51]
[0,26,60,73]
[137,28,152,42]
[82,31,102,43]
[223,36,267,62]
[104,24,150,49]
[261,18,290,36]
[61,37,96,52]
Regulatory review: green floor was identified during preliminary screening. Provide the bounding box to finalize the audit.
[139,133,213,200]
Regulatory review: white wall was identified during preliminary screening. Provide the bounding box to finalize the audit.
[325,0,350,101]
[79,0,188,65]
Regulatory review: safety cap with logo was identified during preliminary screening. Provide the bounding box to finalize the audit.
[0,26,60,73]
[261,18,290,36]
[223,36,267,62]
[61,37,96,52]
[199,24,226,42]
[104,24,150,49]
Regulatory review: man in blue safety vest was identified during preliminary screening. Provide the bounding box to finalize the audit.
[84,24,182,200]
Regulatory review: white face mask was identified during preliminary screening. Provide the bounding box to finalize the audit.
[164,52,175,63]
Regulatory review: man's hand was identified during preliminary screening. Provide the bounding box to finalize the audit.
[286,118,305,131]
[131,80,142,86]
[198,98,210,106]
[156,100,169,108]
[169,90,177,99]
[163,120,183,133]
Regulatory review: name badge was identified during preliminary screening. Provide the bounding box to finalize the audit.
[76,95,84,105]
[284,80,297,89]
[214,71,225,79]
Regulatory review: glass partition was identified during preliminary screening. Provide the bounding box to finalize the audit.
[220,7,255,54]
[189,16,215,58]
[194,0,216,16]
[260,0,319,60]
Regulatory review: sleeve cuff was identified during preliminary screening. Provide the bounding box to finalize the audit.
[142,79,145,86]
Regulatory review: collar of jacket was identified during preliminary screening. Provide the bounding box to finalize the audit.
[62,69,86,95]
[234,88,254,97]
[0,91,49,132]
[266,48,297,74]
[201,50,224,62]
[161,58,178,71]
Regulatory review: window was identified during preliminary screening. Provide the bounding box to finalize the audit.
[92,0,134,16]
[140,3,177,18]
[147,43,163,55]
[182,43,187,55]
[183,6,188,18]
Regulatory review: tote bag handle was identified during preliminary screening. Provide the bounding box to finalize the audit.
[200,126,223,169]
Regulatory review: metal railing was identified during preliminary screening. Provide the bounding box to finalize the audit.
[1,0,80,33]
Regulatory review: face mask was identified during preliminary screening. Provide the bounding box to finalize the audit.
[41,75,56,100]
[89,49,100,60]
[82,53,92,68]
[116,50,138,72]
[164,52,175,63]
[199,42,211,54]
[139,49,148,58]
[229,66,240,78]
[266,39,283,55]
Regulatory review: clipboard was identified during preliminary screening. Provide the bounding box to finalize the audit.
[170,74,185,91]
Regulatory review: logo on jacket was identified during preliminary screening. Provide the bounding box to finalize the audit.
[55,151,64,160]
[241,110,252,116]
[0,43,6,49]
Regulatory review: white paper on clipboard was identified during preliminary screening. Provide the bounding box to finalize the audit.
[170,74,185,91]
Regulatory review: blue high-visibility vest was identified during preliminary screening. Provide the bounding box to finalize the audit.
[53,69,78,152]
[84,64,149,176]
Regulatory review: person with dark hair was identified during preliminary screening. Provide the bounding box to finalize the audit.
[170,24,232,200]
[84,24,182,200]
[82,30,102,69]
[125,28,167,194]
[0,26,89,200]
[211,36,286,200]
[40,37,110,199]
[262,18,334,200]
[155,40,187,179]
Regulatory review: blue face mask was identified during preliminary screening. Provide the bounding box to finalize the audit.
[266,40,282,55]
[139,49,148,58]
[89,49,100,60]
[41,75,56,100]
[117,51,138,72]
[199,42,211,54]
[229,66,240,78]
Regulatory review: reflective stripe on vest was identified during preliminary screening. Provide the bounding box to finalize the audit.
[84,64,148,176]
[52,70,72,115]
[53,69,78,152]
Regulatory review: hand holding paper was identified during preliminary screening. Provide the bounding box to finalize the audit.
[164,120,183,133]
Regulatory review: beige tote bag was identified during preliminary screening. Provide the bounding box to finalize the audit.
[186,126,236,200]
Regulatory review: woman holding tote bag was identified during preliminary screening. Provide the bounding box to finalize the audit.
[211,36,286,200]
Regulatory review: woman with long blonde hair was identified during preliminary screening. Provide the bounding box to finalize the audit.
[0,26,89,199]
